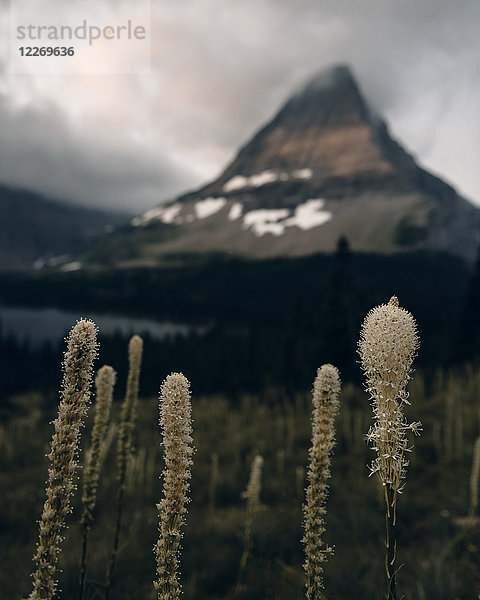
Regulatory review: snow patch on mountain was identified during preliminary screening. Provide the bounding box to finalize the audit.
[242,209,290,236]
[132,206,163,227]
[248,170,279,188]
[223,175,249,192]
[131,194,330,238]
[286,199,332,230]
[228,202,243,221]
[160,204,182,224]
[194,197,226,219]
[132,203,182,227]
[241,199,331,237]
[292,168,313,180]
[223,168,313,192]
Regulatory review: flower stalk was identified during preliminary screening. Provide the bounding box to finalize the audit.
[105,335,143,599]
[239,454,264,579]
[79,365,116,600]
[302,364,341,600]
[358,296,421,600]
[155,372,194,600]
[28,319,98,600]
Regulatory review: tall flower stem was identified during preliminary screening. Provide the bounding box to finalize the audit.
[105,335,143,599]
[155,372,194,600]
[302,364,341,600]
[385,487,397,600]
[78,365,116,600]
[28,319,98,600]
[238,454,264,581]
[358,296,421,600]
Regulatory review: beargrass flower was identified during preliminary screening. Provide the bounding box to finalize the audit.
[155,372,194,600]
[302,364,341,600]
[358,296,421,600]
[28,319,98,600]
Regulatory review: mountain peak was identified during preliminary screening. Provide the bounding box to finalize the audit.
[85,65,480,267]
[302,63,355,90]
[209,63,392,190]
[287,64,363,104]
[270,63,368,132]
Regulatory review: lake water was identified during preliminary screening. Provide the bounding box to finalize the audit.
[0,305,196,348]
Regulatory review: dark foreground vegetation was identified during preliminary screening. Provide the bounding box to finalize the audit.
[1,367,479,599]
[1,244,480,599]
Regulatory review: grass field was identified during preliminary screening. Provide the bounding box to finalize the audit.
[1,361,479,599]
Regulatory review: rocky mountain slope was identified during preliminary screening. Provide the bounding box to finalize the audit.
[86,65,480,268]
[0,184,128,271]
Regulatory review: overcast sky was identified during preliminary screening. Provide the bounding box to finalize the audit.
[0,0,479,214]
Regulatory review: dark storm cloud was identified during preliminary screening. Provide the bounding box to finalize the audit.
[0,0,479,211]
[0,73,199,213]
